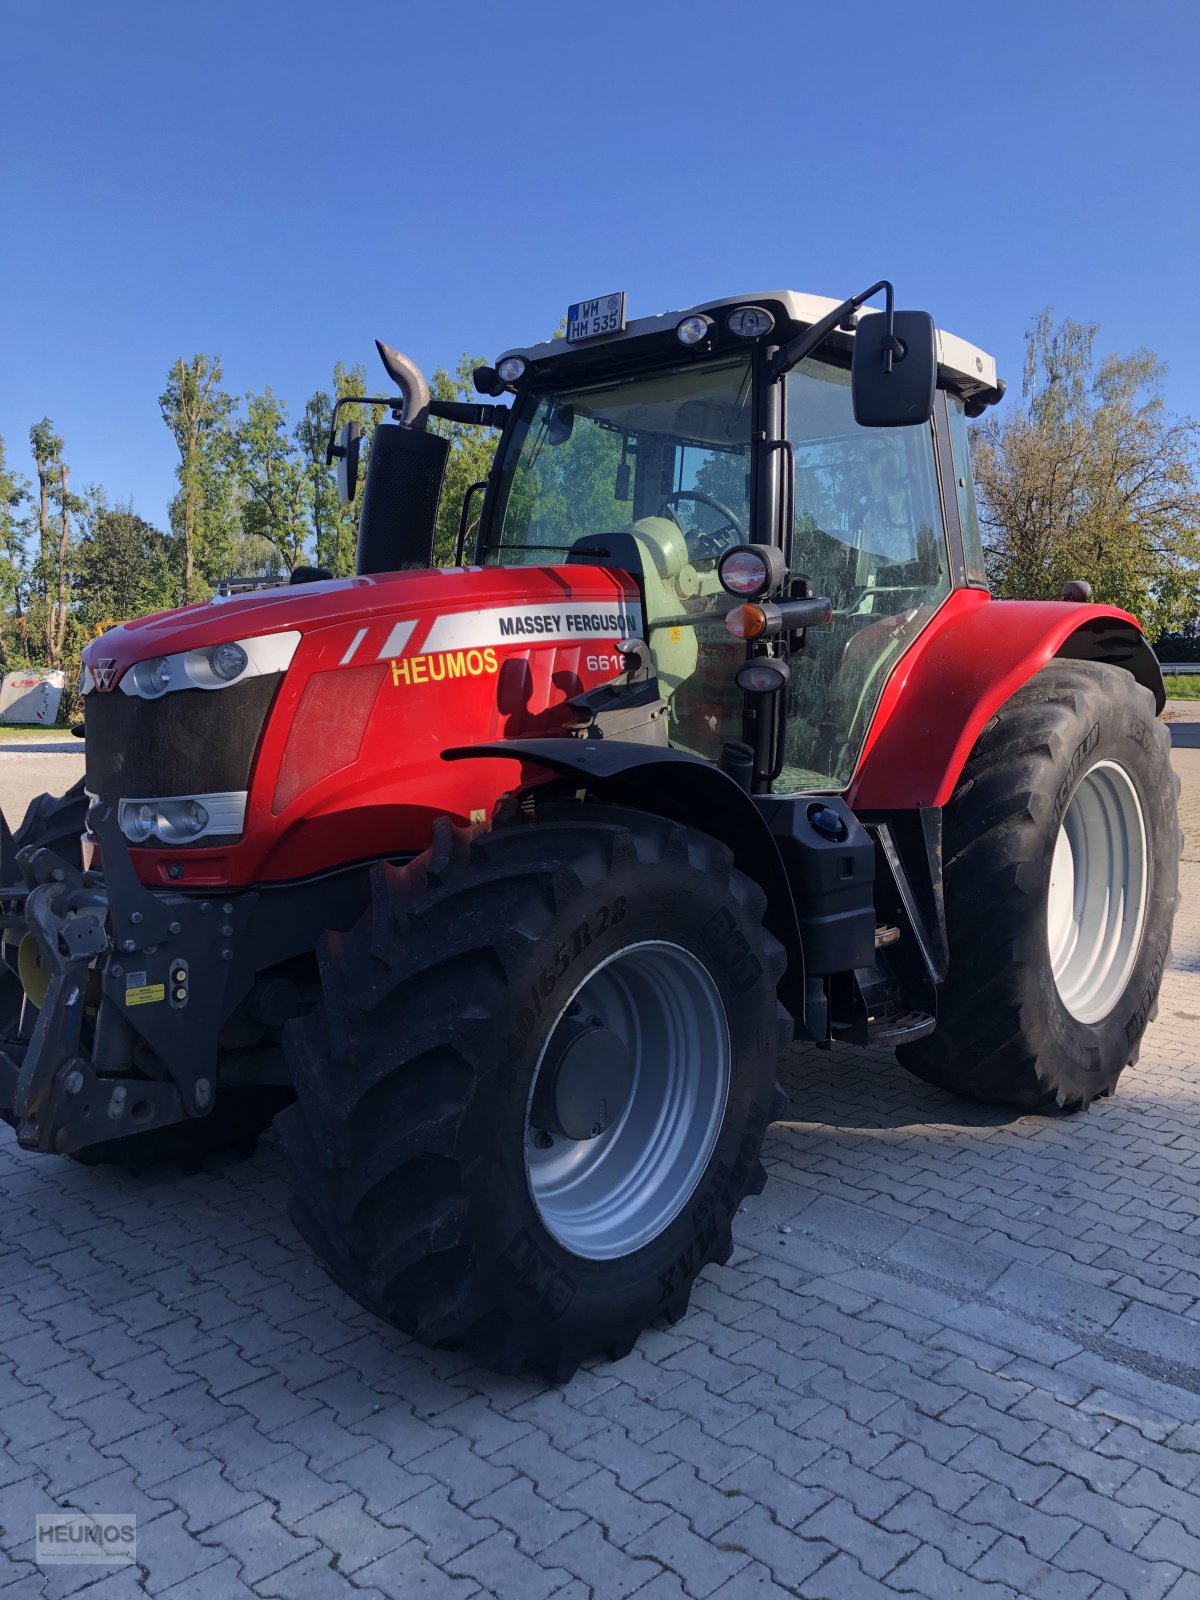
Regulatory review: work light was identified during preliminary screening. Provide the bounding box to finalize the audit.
[727,306,775,339]
[718,544,788,599]
[497,357,527,384]
[736,658,790,694]
[675,315,712,346]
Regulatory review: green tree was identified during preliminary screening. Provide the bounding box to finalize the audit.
[0,434,29,612]
[0,435,32,670]
[75,498,175,633]
[295,362,383,576]
[235,387,308,572]
[429,353,499,565]
[159,355,238,602]
[972,311,1200,634]
[26,418,82,667]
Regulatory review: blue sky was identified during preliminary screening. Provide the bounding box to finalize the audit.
[2,0,1197,529]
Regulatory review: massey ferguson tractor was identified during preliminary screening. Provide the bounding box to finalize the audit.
[0,283,1179,1378]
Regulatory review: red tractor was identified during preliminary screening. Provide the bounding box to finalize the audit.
[0,284,1179,1378]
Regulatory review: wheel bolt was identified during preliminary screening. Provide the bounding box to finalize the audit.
[533,1130,553,1150]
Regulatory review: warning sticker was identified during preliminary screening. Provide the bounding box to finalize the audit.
[125,984,165,1007]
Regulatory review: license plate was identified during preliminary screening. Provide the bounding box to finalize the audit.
[566,292,626,344]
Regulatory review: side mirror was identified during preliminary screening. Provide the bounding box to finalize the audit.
[852,310,937,428]
[333,421,361,507]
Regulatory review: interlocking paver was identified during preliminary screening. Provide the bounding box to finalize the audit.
[4,722,1200,1599]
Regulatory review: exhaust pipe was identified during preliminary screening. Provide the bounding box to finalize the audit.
[374,341,431,432]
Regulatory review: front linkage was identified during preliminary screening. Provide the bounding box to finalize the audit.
[0,806,256,1154]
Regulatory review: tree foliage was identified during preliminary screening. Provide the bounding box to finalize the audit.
[973,311,1200,633]
[74,499,175,633]
[429,353,498,564]
[159,355,238,601]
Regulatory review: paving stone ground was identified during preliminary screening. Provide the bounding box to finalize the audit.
[1,710,1198,1598]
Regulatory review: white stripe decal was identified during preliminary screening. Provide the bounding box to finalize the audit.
[340,626,369,666]
[377,620,418,660]
[423,602,643,655]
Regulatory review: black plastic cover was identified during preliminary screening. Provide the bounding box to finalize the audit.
[357,424,450,575]
[757,793,875,976]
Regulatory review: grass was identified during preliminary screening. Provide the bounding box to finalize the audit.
[1163,674,1200,701]
[0,723,80,740]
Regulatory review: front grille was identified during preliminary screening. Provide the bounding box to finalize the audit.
[84,676,281,802]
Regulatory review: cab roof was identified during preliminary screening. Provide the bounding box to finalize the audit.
[499,290,999,402]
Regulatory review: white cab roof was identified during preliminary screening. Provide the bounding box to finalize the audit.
[500,290,998,399]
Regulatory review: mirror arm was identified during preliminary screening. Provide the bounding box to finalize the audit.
[324,395,509,464]
[325,395,403,464]
[771,279,894,379]
[428,400,511,428]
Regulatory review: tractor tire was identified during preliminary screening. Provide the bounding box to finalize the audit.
[2,781,284,1171]
[898,660,1180,1110]
[278,805,789,1380]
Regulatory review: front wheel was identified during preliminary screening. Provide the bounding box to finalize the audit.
[279,805,789,1379]
[899,661,1180,1109]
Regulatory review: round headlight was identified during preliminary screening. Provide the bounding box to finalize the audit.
[675,315,711,346]
[210,642,248,681]
[718,543,788,599]
[133,656,173,696]
[736,658,790,694]
[155,799,210,842]
[727,306,776,339]
[121,801,158,843]
[497,357,527,384]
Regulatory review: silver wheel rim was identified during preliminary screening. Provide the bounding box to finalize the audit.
[526,941,731,1261]
[1047,759,1148,1024]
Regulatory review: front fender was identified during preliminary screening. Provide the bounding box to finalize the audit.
[848,591,1164,811]
[443,738,807,1020]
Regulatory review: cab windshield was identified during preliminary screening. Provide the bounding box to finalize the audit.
[483,348,951,785]
[483,356,753,759]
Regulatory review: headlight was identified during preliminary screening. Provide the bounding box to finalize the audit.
[154,799,210,842]
[117,791,245,845]
[675,315,712,346]
[133,657,173,696]
[121,801,158,842]
[497,356,527,383]
[119,630,301,699]
[210,642,248,681]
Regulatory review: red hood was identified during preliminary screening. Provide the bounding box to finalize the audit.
[83,565,632,672]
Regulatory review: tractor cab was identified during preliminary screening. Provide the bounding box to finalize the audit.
[472,289,1003,791]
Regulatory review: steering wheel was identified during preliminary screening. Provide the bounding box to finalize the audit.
[657,490,747,558]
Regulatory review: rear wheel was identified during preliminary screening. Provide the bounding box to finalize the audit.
[899,661,1180,1109]
[279,805,788,1379]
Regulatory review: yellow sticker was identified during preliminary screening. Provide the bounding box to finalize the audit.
[125,984,165,1007]
[669,626,682,643]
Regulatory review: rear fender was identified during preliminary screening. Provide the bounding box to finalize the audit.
[848,592,1164,811]
[443,738,806,1020]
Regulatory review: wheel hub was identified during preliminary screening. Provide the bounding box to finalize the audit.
[1047,759,1148,1024]
[525,940,731,1261]
[531,1017,634,1142]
